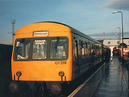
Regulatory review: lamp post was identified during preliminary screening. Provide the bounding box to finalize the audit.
[112,11,124,58]
[11,19,16,45]
[115,27,121,40]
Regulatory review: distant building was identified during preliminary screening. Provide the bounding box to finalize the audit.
[103,38,129,57]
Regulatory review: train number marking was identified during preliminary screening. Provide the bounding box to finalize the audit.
[55,61,67,65]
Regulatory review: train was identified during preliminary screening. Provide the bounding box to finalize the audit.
[10,21,110,96]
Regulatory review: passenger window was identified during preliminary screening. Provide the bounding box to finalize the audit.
[85,43,88,55]
[79,41,83,56]
[74,40,78,58]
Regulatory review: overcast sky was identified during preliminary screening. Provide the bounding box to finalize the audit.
[0,0,129,44]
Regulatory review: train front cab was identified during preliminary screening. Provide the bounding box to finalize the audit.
[11,22,73,95]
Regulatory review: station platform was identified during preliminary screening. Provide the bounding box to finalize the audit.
[93,57,128,97]
[70,57,128,97]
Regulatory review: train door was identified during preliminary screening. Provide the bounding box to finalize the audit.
[73,39,80,78]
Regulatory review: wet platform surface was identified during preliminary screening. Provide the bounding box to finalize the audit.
[93,57,128,97]
[72,57,128,97]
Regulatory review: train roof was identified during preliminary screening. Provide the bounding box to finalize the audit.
[37,21,101,44]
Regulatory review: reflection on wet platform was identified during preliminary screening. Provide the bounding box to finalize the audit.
[93,57,128,97]
[73,57,128,97]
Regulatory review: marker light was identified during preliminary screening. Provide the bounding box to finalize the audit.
[16,71,22,80]
[59,71,64,76]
